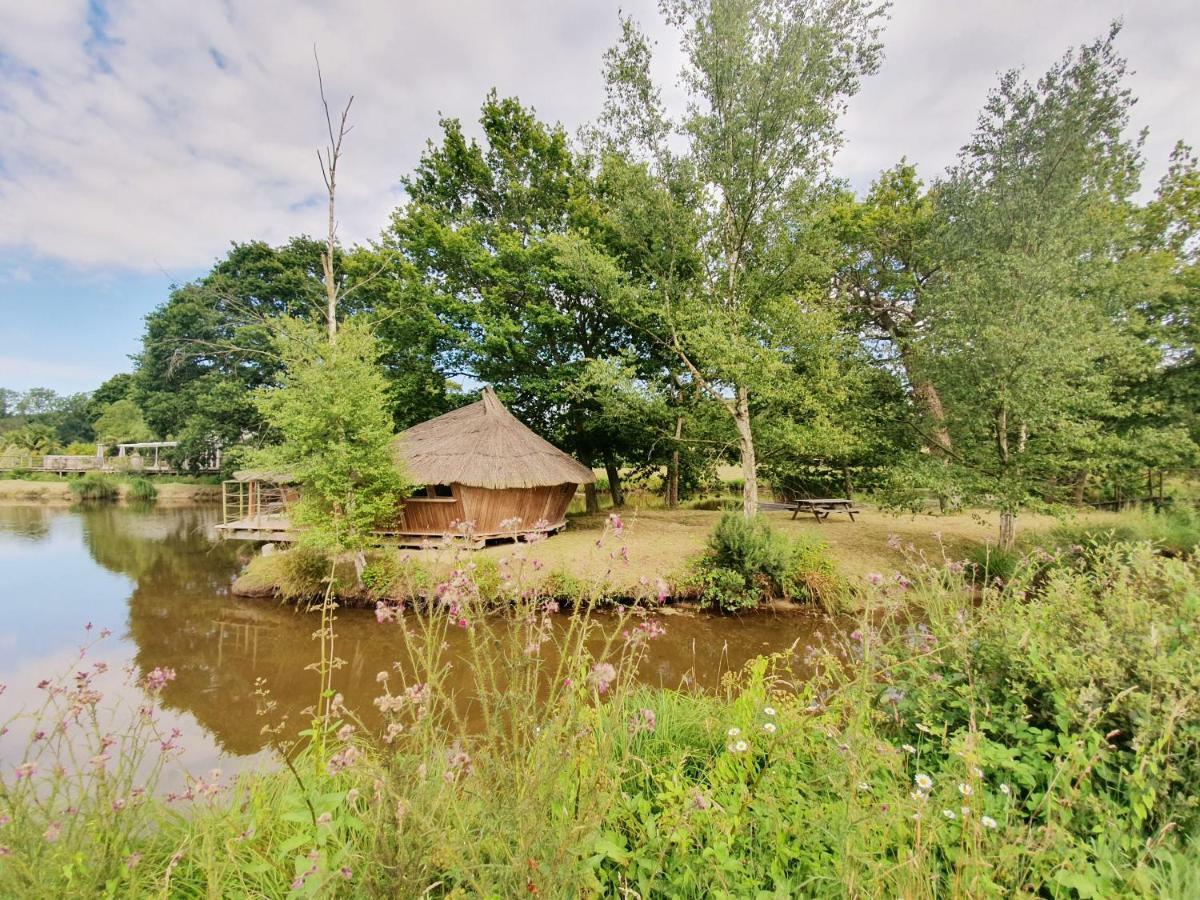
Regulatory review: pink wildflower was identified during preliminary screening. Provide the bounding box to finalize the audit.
[588,662,617,695]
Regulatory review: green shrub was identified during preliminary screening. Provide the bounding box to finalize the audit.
[1040,507,1200,559]
[965,542,1024,582]
[68,472,118,502]
[125,477,158,502]
[695,513,842,611]
[274,546,333,599]
[539,568,588,605]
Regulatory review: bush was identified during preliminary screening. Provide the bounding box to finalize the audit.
[68,472,118,502]
[965,542,1023,582]
[125,477,158,502]
[693,513,842,611]
[1045,506,1200,558]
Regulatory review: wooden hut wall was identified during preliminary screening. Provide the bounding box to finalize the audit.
[457,483,577,534]
[398,495,465,534]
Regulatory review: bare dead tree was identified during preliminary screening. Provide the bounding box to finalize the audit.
[314,47,354,342]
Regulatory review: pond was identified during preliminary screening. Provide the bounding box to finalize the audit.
[0,504,838,776]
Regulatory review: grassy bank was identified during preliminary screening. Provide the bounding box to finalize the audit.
[233,505,1144,609]
[2,537,1197,896]
[0,478,220,505]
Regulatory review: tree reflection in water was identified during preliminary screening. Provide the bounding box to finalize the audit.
[5,505,832,763]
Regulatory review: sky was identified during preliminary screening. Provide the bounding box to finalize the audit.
[1,0,1197,396]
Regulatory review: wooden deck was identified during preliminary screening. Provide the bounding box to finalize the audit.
[214,515,297,543]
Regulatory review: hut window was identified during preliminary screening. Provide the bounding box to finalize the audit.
[411,484,455,499]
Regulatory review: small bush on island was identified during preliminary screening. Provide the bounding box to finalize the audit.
[1,540,1196,896]
[125,477,157,503]
[690,512,843,611]
[67,471,118,502]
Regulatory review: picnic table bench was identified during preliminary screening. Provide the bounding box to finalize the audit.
[760,498,861,523]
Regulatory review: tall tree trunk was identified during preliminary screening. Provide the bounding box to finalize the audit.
[733,385,758,517]
[998,509,1015,552]
[843,465,853,501]
[897,342,951,454]
[603,455,624,508]
[580,448,600,514]
[1073,470,1089,507]
[995,403,1013,549]
[666,415,683,509]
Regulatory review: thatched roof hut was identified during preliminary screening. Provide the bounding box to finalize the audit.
[390,387,594,541]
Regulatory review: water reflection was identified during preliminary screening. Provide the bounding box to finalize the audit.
[0,505,835,770]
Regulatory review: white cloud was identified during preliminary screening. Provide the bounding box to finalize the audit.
[0,1,1197,272]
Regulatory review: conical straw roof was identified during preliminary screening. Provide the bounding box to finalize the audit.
[392,387,596,489]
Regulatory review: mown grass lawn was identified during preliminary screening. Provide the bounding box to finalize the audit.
[488,504,1126,590]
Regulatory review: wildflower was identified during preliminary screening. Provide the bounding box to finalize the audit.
[849,629,863,642]
[376,671,389,683]
[763,706,776,717]
[629,708,656,734]
[316,812,332,825]
[762,722,777,734]
[902,744,916,754]
[340,866,353,880]
[882,687,905,705]
[730,740,749,754]
[89,753,110,770]
[112,798,126,812]
[125,852,142,870]
[958,782,973,797]
[608,513,624,537]
[999,783,1011,796]
[346,788,360,804]
[291,877,306,891]
[655,578,669,604]
[337,723,355,741]
[961,806,971,816]
[43,822,61,842]
[588,662,617,695]
[727,727,741,738]
[375,602,397,624]
[857,781,870,792]
[15,762,36,780]
[915,722,933,734]
[942,809,956,820]
[914,774,933,791]
[981,815,998,829]
[971,766,983,779]
[142,666,176,694]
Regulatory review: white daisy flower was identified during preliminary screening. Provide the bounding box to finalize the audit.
[727,727,741,738]
[915,773,933,790]
[763,707,776,717]
[942,809,956,820]
[981,815,998,829]
[762,722,777,734]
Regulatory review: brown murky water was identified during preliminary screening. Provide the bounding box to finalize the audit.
[0,505,838,774]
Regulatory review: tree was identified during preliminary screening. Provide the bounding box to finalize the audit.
[93,399,155,446]
[134,238,328,467]
[389,94,659,510]
[601,0,888,515]
[921,26,1146,548]
[251,317,409,552]
[830,163,951,455]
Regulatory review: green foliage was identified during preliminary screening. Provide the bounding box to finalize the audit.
[125,477,158,503]
[251,318,410,552]
[68,472,119,502]
[693,512,842,611]
[1045,505,1200,557]
[92,398,154,446]
[4,543,1196,896]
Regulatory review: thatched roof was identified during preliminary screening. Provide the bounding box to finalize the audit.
[392,387,596,489]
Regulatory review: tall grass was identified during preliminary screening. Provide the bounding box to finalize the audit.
[1,533,1197,896]
[67,471,119,502]
[125,477,158,503]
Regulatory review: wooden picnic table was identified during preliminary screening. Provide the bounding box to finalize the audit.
[757,497,860,522]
